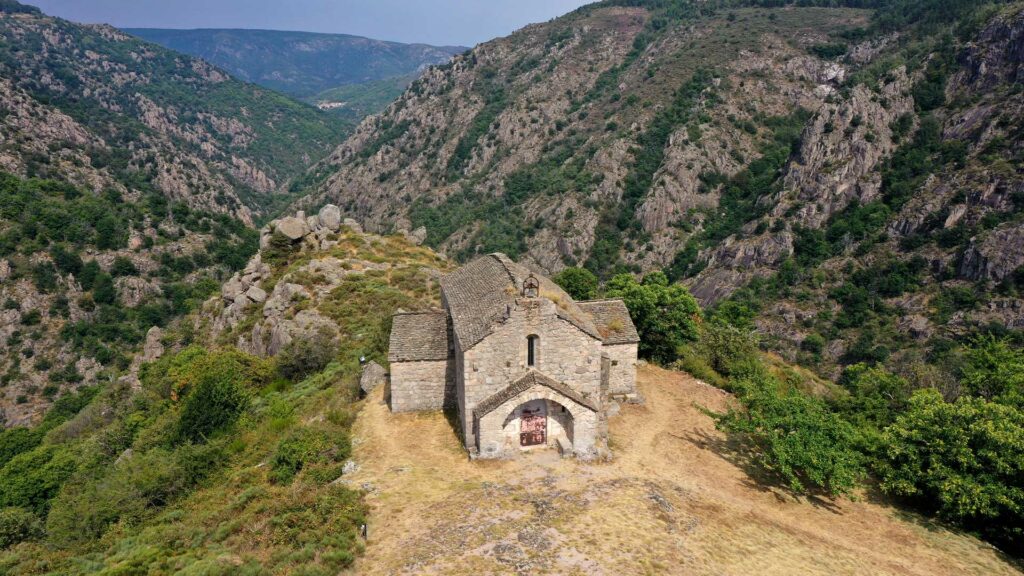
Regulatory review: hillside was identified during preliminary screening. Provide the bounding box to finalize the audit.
[0,209,1017,573]
[0,216,446,573]
[0,2,346,223]
[297,0,1024,379]
[0,1,354,423]
[347,366,1019,575]
[125,28,465,99]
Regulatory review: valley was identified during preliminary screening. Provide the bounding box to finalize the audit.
[0,0,1021,573]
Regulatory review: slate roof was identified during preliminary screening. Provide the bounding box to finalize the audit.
[388,311,449,362]
[439,253,602,350]
[577,299,640,345]
[474,370,598,418]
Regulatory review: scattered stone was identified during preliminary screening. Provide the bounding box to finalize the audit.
[245,286,268,304]
[360,361,387,395]
[342,460,359,475]
[276,216,308,240]
[115,448,133,465]
[142,327,164,362]
[342,218,363,233]
[319,204,342,231]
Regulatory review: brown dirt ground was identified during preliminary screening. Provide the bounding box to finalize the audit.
[344,365,1023,575]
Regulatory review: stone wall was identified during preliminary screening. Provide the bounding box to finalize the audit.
[390,359,449,412]
[475,385,598,459]
[604,343,639,396]
[458,296,603,448]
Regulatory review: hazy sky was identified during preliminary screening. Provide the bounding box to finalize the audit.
[29,0,593,46]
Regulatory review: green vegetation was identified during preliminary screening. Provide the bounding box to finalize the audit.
[606,271,702,364]
[553,267,600,301]
[127,28,462,100]
[0,11,345,214]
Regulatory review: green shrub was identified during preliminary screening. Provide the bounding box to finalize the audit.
[269,427,350,485]
[552,267,599,301]
[876,389,1024,549]
[0,507,42,549]
[699,320,760,379]
[606,271,700,364]
[708,374,866,497]
[178,374,249,443]
[277,328,339,382]
[0,445,79,516]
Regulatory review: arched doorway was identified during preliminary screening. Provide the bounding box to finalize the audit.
[501,398,574,451]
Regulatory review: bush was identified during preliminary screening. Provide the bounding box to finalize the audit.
[277,327,339,381]
[708,374,866,497]
[876,389,1024,549]
[0,445,79,516]
[552,267,598,301]
[269,427,350,485]
[699,320,760,379]
[606,271,700,364]
[110,256,139,277]
[959,336,1024,407]
[160,348,271,443]
[0,507,42,548]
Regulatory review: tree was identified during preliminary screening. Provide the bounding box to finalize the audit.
[277,327,339,381]
[605,271,700,363]
[960,336,1024,408]
[709,374,866,497]
[876,389,1024,549]
[91,272,117,305]
[552,267,599,301]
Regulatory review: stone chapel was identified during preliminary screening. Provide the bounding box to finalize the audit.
[387,253,639,460]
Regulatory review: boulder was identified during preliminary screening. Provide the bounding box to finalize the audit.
[142,326,164,362]
[360,361,387,395]
[319,204,342,231]
[343,218,363,233]
[245,286,268,304]
[276,216,309,241]
[222,275,244,301]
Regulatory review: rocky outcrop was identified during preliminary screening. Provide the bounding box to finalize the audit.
[208,206,397,358]
[360,361,387,396]
[958,223,1024,282]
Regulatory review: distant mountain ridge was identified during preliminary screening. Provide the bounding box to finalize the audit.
[125,28,466,99]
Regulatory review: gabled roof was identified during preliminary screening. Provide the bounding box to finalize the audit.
[474,370,598,418]
[439,253,601,350]
[577,299,640,345]
[388,311,449,362]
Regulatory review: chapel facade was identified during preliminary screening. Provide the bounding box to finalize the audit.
[387,253,639,460]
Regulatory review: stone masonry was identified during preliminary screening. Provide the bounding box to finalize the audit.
[387,253,640,460]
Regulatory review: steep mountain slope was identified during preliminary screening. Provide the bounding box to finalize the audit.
[0,1,353,424]
[0,2,346,223]
[299,0,1024,377]
[125,28,465,99]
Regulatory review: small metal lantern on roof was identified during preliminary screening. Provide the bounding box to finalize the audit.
[523,274,540,298]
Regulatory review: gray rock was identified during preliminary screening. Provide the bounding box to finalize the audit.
[342,218,363,233]
[222,275,244,301]
[342,460,359,475]
[276,216,309,241]
[360,361,387,395]
[319,204,342,231]
[245,286,268,304]
[142,327,164,362]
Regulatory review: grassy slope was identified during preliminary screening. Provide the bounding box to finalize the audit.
[345,365,1020,574]
[0,231,446,574]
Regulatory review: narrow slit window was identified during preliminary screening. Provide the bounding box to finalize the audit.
[527,335,539,367]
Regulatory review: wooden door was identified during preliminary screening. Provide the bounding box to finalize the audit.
[520,405,546,447]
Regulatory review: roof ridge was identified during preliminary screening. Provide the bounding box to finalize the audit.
[489,253,519,287]
[578,298,627,304]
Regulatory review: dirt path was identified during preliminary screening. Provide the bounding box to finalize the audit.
[345,365,1022,575]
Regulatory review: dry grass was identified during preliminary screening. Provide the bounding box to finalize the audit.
[344,365,1022,575]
